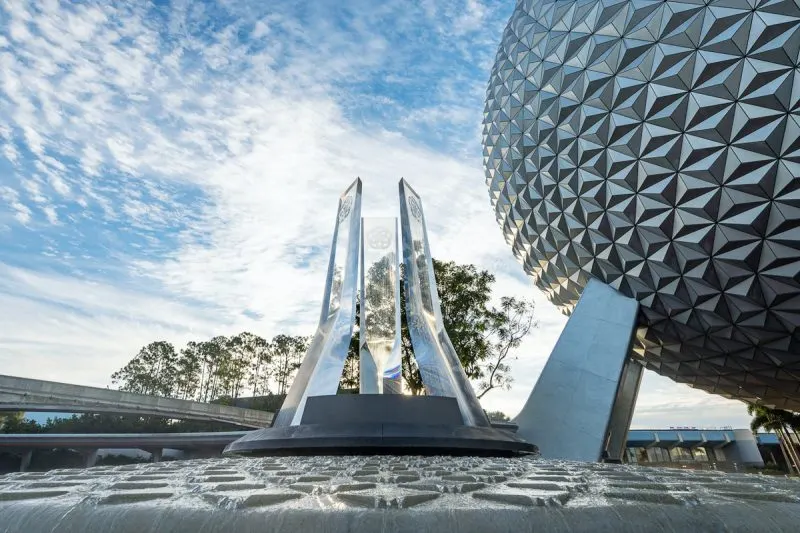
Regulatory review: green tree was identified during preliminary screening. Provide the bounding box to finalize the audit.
[196,336,231,402]
[485,411,510,422]
[341,298,361,392]
[340,345,360,391]
[272,335,308,395]
[748,404,800,475]
[108,260,534,405]
[433,260,495,378]
[476,296,536,399]
[111,341,179,396]
[226,333,265,399]
[175,341,202,400]
[234,332,271,397]
[403,260,535,396]
[0,412,37,433]
[347,259,536,397]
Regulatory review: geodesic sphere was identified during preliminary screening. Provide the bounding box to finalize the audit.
[483,0,800,409]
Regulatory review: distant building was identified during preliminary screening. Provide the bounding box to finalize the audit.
[623,428,797,473]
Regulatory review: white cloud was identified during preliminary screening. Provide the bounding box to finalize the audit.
[0,262,231,386]
[0,0,754,429]
[1,186,32,224]
[42,204,58,225]
[451,0,489,35]
[11,201,31,224]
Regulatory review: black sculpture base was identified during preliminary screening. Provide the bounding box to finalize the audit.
[223,395,537,457]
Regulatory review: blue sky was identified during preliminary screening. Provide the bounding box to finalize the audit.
[0,0,752,428]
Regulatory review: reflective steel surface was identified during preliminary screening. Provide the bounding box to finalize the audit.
[273,179,362,426]
[399,179,489,427]
[483,0,800,409]
[515,279,640,462]
[359,217,402,394]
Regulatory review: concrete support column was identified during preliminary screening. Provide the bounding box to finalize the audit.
[19,449,33,472]
[82,449,98,468]
[189,448,223,459]
[604,358,644,462]
[727,429,766,468]
[148,448,163,463]
[514,279,640,462]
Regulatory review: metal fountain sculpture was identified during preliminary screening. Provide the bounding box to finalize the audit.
[224,179,535,456]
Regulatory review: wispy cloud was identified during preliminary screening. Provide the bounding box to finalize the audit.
[0,0,751,428]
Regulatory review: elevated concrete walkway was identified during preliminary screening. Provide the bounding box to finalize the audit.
[0,431,248,450]
[0,431,250,471]
[0,375,272,428]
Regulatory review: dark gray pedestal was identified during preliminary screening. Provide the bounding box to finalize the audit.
[224,395,536,457]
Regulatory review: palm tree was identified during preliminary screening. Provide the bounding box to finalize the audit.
[748,404,800,475]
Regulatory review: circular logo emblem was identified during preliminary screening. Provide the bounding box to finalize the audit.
[338,197,353,222]
[367,227,392,250]
[408,197,423,221]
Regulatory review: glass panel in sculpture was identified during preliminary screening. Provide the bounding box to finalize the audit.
[359,217,402,394]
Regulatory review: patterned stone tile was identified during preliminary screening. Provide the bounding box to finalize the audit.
[1,456,798,516]
[0,490,70,501]
[239,491,303,508]
[98,492,174,505]
[335,489,440,509]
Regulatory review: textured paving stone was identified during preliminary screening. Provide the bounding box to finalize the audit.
[472,492,550,507]
[202,475,245,482]
[397,482,441,492]
[15,474,48,480]
[508,482,566,491]
[390,474,420,483]
[1,456,800,532]
[526,475,574,482]
[99,492,173,505]
[332,482,377,493]
[459,482,487,493]
[239,492,303,508]
[109,482,169,490]
[336,490,440,509]
[0,490,70,501]
[296,475,330,482]
[603,489,684,505]
[612,481,675,492]
[25,482,83,489]
[213,483,266,492]
[441,474,476,482]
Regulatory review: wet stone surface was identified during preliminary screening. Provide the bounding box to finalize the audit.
[1,456,799,531]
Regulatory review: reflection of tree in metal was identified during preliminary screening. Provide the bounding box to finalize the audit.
[364,258,395,342]
[326,265,344,319]
[360,218,401,394]
[413,247,434,316]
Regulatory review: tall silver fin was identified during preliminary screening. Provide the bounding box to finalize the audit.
[273,179,362,427]
[398,179,489,427]
[514,278,641,461]
[359,217,402,394]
